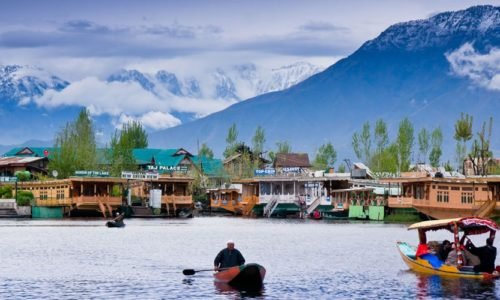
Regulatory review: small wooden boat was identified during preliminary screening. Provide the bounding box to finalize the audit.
[398,217,500,279]
[106,221,125,228]
[214,263,266,290]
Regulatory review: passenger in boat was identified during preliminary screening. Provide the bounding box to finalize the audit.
[466,238,497,273]
[437,240,452,261]
[214,240,245,271]
[113,212,124,226]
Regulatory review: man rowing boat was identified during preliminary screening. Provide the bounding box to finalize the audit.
[214,240,245,271]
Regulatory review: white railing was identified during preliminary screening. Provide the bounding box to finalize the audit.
[263,196,279,217]
[306,197,322,215]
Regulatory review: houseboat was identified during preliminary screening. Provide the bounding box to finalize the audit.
[382,173,500,220]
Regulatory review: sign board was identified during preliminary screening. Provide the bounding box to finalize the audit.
[74,170,110,177]
[121,171,159,180]
[254,168,276,176]
[147,165,188,173]
[282,167,301,173]
[0,176,17,183]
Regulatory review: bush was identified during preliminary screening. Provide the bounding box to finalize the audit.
[0,185,13,198]
[16,191,34,206]
[15,171,31,182]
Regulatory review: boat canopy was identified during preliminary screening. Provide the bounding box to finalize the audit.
[408,217,498,235]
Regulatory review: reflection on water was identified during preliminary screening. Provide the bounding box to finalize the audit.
[416,274,498,299]
[213,282,265,299]
[0,217,499,299]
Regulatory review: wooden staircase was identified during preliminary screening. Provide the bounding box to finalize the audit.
[474,199,497,218]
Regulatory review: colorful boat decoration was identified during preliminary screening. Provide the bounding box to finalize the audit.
[213,263,266,290]
[397,217,499,279]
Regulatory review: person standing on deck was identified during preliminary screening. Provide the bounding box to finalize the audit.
[214,240,245,271]
[466,237,497,273]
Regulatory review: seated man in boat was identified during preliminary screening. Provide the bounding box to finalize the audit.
[214,240,245,271]
[113,212,125,226]
[437,240,452,262]
[466,237,497,273]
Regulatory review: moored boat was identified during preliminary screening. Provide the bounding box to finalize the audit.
[213,263,266,290]
[398,217,500,279]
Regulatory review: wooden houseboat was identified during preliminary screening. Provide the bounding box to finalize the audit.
[382,174,500,219]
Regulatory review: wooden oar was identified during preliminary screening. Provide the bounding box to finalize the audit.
[182,267,229,275]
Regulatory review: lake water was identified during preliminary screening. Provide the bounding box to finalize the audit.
[0,217,499,299]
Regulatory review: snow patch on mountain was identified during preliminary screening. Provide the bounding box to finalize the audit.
[364,5,500,51]
[0,65,69,104]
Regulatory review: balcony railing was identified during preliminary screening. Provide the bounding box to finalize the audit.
[73,196,122,206]
[34,197,72,207]
[162,195,192,204]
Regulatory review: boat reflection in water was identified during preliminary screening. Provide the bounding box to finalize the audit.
[214,281,264,298]
[415,274,497,299]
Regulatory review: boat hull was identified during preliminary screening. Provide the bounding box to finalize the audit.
[397,242,498,279]
[214,263,266,289]
[106,221,125,228]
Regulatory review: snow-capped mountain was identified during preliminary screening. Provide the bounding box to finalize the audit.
[149,5,500,161]
[0,65,69,103]
[106,61,323,102]
[364,5,500,51]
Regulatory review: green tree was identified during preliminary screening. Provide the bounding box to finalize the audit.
[360,122,371,164]
[268,141,292,164]
[373,119,389,171]
[223,123,238,158]
[454,112,473,174]
[468,117,493,176]
[49,108,97,178]
[352,122,372,164]
[337,164,346,173]
[429,127,443,168]
[418,128,430,164]
[121,120,148,148]
[107,120,148,176]
[313,142,337,170]
[396,117,414,172]
[252,126,266,159]
[198,143,214,159]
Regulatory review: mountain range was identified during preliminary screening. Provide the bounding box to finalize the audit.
[0,62,322,148]
[148,5,500,163]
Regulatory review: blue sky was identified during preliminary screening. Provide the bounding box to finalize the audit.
[1,0,498,79]
[0,0,499,145]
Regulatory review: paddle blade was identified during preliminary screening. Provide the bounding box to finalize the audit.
[183,269,196,276]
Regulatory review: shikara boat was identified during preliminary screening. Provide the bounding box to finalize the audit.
[214,263,266,289]
[397,217,499,279]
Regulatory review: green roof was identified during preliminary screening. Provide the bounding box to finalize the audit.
[3,147,56,158]
[191,156,224,177]
[3,146,223,176]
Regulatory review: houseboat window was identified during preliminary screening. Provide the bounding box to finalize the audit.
[482,187,488,191]
[415,185,424,200]
[56,190,65,200]
[462,187,473,191]
[437,191,449,203]
[260,183,271,195]
[451,187,460,191]
[432,185,435,189]
[237,195,242,202]
[284,183,294,195]
[461,192,473,204]
[273,183,281,195]
[40,191,48,200]
[475,188,478,191]
[437,186,449,190]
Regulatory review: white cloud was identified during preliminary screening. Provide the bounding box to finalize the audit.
[446,43,500,91]
[35,77,166,115]
[115,111,181,130]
